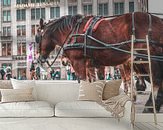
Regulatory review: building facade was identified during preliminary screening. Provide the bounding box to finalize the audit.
[0,0,142,80]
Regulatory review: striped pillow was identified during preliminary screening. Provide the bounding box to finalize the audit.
[78,80,105,102]
[103,80,122,100]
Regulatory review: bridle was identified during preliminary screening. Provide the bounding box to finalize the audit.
[35,17,83,70]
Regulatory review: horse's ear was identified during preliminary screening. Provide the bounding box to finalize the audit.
[40,18,44,29]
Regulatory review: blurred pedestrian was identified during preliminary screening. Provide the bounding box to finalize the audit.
[55,70,60,80]
[50,69,55,80]
[71,67,76,80]
[66,64,71,80]
[0,68,5,80]
[6,66,12,80]
[30,61,36,80]
[36,65,40,80]
[21,71,27,80]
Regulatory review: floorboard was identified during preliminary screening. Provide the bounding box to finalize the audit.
[158,123,163,128]
[135,122,149,130]
[143,122,161,130]
[149,123,163,130]
[135,122,163,130]
[133,124,141,130]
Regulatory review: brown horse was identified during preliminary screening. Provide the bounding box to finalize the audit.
[37,12,163,112]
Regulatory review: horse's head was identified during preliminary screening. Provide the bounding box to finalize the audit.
[36,15,93,80]
[36,15,83,63]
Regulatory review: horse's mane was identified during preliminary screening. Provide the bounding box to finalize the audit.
[43,15,83,36]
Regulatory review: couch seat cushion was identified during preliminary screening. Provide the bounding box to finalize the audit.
[0,101,54,117]
[55,101,112,117]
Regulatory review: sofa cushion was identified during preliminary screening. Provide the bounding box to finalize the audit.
[10,78,37,100]
[103,80,122,100]
[78,80,105,102]
[0,101,54,117]
[55,101,112,117]
[0,88,34,103]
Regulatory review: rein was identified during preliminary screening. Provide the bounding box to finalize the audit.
[45,46,63,68]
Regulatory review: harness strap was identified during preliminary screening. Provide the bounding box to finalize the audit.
[85,16,102,35]
[83,17,93,32]
[83,17,105,33]
[65,18,83,45]
[84,16,103,57]
[73,18,83,44]
[93,18,105,31]
[132,12,135,36]
[148,13,152,39]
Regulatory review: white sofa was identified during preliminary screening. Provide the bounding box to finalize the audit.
[0,80,132,130]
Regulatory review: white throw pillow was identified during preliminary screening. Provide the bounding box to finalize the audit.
[10,78,37,100]
[0,88,34,103]
[78,80,105,102]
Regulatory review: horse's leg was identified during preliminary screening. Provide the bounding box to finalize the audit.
[86,67,96,82]
[143,86,160,113]
[71,59,87,80]
[155,87,163,112]
[143,62,162,113]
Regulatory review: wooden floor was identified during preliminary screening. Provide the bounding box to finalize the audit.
[134,113,163,130]
[134,122,163,130]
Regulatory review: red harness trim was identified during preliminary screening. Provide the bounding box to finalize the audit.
[93,19,105,31]
[83,17,105,33]
[83,17,93,33]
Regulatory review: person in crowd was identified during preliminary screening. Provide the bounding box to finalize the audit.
[66,64,71,80]
[55,70,60,80]
[50,69,55,80]
[0,68,5,80]
[36,65,41,80]
[21,71,27,80]
[71,67,76,80]
[6,67,12,80]
[107,72,111,80]
[30,61,36,80]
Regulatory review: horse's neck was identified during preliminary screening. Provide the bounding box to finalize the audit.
[58,21,84,46]
[57,29,73,46]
